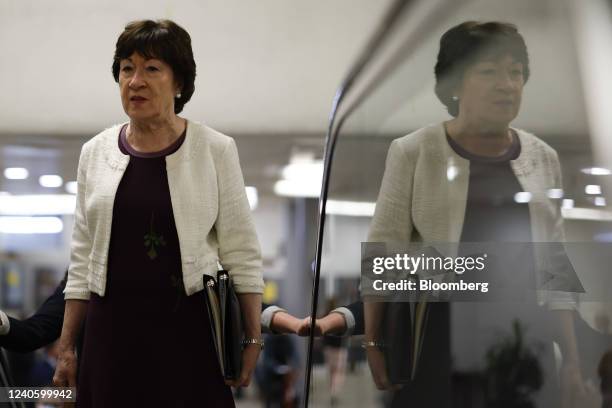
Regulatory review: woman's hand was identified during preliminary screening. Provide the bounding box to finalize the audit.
[53,300,88,391]
[229,293,262,388]
[225,343,261,388]
[53,347,78,388]
[560,361,588,408]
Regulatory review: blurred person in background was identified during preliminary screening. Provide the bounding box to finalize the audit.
[256,302,301,408]
[52,19,264,407]
[362,21,585,407]
[321,298,348,407]
[600,350,612,408]
[28,342,59,387]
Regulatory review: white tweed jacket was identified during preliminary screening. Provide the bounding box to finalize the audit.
[64,120,264,300]
[368,123,575,309]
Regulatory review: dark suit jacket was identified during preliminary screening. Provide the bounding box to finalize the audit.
[0,279,66,353]
[345,300,364,336]
[0,348,26,408]
[0,348,13,386]
[0,279,65,408]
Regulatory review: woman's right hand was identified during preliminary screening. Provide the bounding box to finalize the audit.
[53,348,78,388]
[365,346,402,391]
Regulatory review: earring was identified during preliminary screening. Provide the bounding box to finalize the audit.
[451,95,459,101]
[176,92,182,99]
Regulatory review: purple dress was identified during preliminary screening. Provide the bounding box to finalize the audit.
[76,125,235,407]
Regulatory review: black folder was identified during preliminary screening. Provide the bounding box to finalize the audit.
[203,271,244,381]
[382,297,430,384]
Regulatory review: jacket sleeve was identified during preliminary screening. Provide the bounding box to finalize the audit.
[261,304,287,334]
[330,300,364,336]
[215,138,264,294]
[367,139,415,243]
[362,140,417,294]
[64,143,93,300]
[0,280,66,352]
[538,148,579,311]
[347,300,364,336]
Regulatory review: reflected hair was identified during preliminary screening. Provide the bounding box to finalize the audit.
[434,21,530,117]
[112,19,196,114]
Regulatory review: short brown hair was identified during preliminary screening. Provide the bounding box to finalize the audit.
[434,21,530,117]
[112,19,196,114]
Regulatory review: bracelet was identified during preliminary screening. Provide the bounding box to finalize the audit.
[361,340,385,349]
[242,338,265,350]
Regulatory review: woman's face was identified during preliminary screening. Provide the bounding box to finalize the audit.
[118,52,180,122]
[455,54,525,128]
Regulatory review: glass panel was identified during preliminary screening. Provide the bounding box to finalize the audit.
[307,0,612,407]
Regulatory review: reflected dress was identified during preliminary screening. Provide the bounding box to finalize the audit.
[76,125,235,407]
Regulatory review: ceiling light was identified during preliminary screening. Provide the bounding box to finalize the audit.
[39,175,63,188]
[65,181,78,195]
[275,157,324,198]
[245,186,258,210]
[547,188,564,199]
[274,179,320,198]
[4,167,29,180]
[581,167,611,175]
[562,207,612,221]
[326,200,375,217]
[562,199,574,210]
[0,194,76,215]
[594,196,607,206]
[514,192,532,203]
[586,184,602,195]
[447,166,458,181]
[0,216,63,234]
[281,160,324,182]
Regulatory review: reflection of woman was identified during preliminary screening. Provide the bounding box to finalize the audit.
[53,20,264,406]
[364,21,582,406]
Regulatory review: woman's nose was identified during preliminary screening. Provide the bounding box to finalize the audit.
[129,69,146,88]
[496,71,517,91]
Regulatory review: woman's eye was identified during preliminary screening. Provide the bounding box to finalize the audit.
[146,66,160,72]
[479,69,496,75]
[121,66,133,72]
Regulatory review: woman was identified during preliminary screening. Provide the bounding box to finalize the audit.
[53,20,264,407]
[362,21,584,407]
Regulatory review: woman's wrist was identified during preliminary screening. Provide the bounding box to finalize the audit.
[242,338,264,349]
[57,340,75,352]
[362,340,385,349]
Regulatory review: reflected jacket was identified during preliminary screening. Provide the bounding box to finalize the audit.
[64,120,264,300]
[367,123,577,310]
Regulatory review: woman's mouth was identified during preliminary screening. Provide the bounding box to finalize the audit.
[493,99,513,107]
